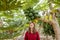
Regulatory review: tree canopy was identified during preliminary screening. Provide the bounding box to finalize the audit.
[0,0,60,39]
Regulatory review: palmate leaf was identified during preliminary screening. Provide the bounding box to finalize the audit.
[21,0,39,10]
[0,0,39,11]
[34,0,49,11]
[53,0,60,4]
[0,0,22,11]
[35,3,49,10]
[34,0,60,11]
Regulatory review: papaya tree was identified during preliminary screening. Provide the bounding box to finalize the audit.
[0,0,60,40]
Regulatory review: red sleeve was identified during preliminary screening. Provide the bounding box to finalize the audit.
[36,32,40,40]
[24,32,28,40]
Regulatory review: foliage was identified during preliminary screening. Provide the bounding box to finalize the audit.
[0,0,39,11]
[0,0,60,39]
[24,7,40,21]
[38,20,55,38]
[0,10,28,38]
[43,22,55,37]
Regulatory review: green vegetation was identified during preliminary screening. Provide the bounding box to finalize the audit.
[0,0,60,39]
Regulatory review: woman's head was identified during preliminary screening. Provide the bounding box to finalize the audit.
[28,22,36,33]
[29,22,35,29]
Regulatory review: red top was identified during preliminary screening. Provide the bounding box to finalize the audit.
[24,31,40,40]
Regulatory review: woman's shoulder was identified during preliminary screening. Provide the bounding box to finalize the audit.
[36,31,39,34]
[25,31,28,34]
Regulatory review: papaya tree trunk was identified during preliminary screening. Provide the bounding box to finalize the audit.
[39,17,60,40]
[49,18,60,40]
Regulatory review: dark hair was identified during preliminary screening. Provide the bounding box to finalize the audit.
[28,22,36,34]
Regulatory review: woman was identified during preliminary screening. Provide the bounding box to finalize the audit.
[24,22,40,40]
